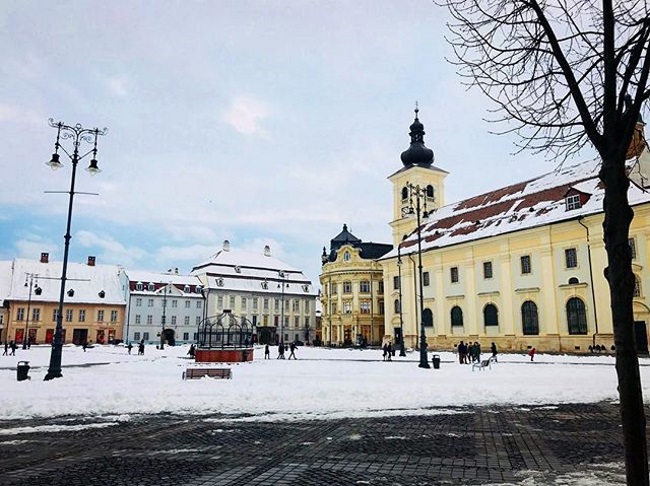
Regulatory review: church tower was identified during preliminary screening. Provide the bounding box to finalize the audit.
[388,107,448,247]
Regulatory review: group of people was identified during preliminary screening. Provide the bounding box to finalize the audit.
[382,342,393,361]
[263,342,298,360]
[456,341,499,364]
[2,341,17,356]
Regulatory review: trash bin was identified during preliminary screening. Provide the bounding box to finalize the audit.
[16,361,30,381]
[432,354,441,369]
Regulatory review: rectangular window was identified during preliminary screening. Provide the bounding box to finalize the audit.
[360,281,370,293]
[305,300,310,312]
[16,308,24,321]
[305,316,310,328]
[253,297,258,310]
[97,310,104,322]
[217,295,223,308]
[378,281,384,293]
[450,267,459,283]
[294,316,300,328]
[196,316,201,325]
[379,300,384,314]
[264,298,269,310]
[483,261,493,279]
[53,309,58,322]
[241,297,247,308]
[66,309,73,322]
[171,316,177,325]
[147,315,153,325]
[274,299,279,311]
[393,276,400,290]
[143,332,149,341]
[343,282,352,293]
[565,248,578,268]
[148,299,154,307]
[629,238,637,259]
[196,301,202,309]
[171,300,178,308]
[183,300,189,308]
[110,310,118,322]
[292,299,299,312]
[133,332,140,341]
[136,298,142,307]
[184,316,190,325]
[343,301,352,314]
[135,315,141,324]
[229,296,236,308]
[32,308,40,321]
[565,194,581,210]
[331,283,337,294]
[520,255,532,274]
[360,302,371,314]
[183,332,189,340]
[79,310,86,322]
[331,303,337,314]
[423,272,430,287]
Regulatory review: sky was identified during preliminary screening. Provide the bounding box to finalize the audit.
[0,1,594,284]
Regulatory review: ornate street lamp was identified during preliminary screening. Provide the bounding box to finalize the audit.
[44,119,107,381]
[22,273,41,350]
[397,244,406,357]
[405,182,431,369]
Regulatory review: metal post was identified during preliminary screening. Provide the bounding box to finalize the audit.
[22,274,38,350]
[160,283,167,350]
[414,187,431,369]
[44,120,106,381]
[397,245,406,357]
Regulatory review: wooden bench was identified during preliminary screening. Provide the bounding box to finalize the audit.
[183,367,232,380]
[472,359,492,371]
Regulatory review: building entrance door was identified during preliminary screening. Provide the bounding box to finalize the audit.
[73,329,88,345]
[634,321,648,355]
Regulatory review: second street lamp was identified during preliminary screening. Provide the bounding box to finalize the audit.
[44,119,107,381]
[406,182,431,369]
[22,273,41,350]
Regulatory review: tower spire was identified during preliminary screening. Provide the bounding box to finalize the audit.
[400,106,434,167]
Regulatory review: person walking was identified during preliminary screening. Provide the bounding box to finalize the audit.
[288,342,297,360]
[474,342,481,363]
[187,344,196,358]
[10,340,16,356]
[458,341,467,364]
[2,341,7,356]
[277,342,285,359]
[382,343,388,361]
[127,342,133,355]
[528,347,536,361]
[264,344,270,359]
[490,342,498,360]
[386,342,393,361]
[138,340,145,356]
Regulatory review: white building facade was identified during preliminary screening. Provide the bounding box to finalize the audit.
[191,241,318,345]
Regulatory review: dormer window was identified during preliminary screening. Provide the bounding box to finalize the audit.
[67,289,75,297]
[147,283,155,292]
[235,266,241,273]
[135,282,143,291]
[98,290,106,298]
[343,252,351,262]
[195,285,202,294]
[183,285,190,293]
[216,278,224,287]
[565,194,582,211]
[302,284,310,292]
[261,280,268,290]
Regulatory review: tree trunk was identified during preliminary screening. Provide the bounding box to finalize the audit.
[601,157,649,486]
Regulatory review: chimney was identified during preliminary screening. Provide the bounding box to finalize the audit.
[223,240,230,252]
[264,245,271,257]
[40,252,49,264]
[87,256,96,266]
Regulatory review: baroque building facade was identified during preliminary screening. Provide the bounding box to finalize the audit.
[191,241,318,345]
[379,109,650,354]
[320,225,392,346]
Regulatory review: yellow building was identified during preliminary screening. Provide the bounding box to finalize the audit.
[320,225,392,346]
[0,254,126,345]
[380,110,650,354]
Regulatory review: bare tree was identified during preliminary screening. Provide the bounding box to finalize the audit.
[436,0,650,483]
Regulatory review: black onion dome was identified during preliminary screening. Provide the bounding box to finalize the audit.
[400,108,434,167]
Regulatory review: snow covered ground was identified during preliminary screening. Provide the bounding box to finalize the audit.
[1,344,645,422]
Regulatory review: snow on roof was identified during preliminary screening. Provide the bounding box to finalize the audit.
[192,247,316,296]
[2,259,125,305]
[123,270,202,287]
[387,159,650,258]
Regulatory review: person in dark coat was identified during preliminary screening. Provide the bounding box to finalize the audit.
[277,343,285,359]
[382,343,388,361]
[138,341,145,355]
[386,343,392,361]
[264,344,270,359]
[10,340,16,356]
[187,344,196,358]
[2,341,7,356]
[288,342,297,360]
[127,343,133,354]
[490,342,498,360]
[458,341,467,364]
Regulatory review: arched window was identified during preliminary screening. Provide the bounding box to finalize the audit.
[634,274,642,297]
[394,299,401,314]
[426,185,434,198]
[401,187,409,200]
[568,277,579,285]
[342,281,352,293]
[484,304,499,327]
[450,306,463,327]
[521,301,539,335]
[566,297,588,335]
[423,308,433,327]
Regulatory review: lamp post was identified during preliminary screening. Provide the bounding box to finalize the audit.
[397,245,406,357]
[160,283,168,350]
[44,119,107,381]
[22,273,41,350]
[278,271,288,344]
[406,182,431,369]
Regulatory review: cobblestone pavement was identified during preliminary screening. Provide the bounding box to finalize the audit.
[0,402,633,485]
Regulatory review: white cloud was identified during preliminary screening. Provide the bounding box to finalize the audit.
[75,230,147,267]
[220,97,272,138]
[0,103,43,125]
[14,238,58,261]
[106,76,129,97]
